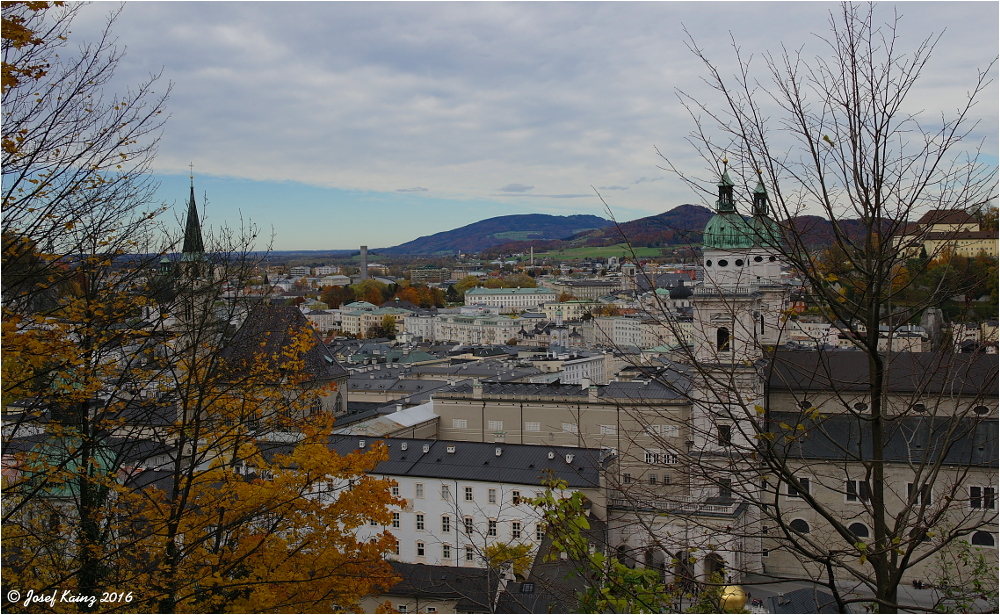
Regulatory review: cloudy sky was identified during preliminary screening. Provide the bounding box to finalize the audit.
[69,1,998,251]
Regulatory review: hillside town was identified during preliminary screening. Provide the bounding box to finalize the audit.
[3,2,998,614]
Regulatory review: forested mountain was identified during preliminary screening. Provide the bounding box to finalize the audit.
[378,214,611,255]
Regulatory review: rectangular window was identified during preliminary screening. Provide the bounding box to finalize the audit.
[645,449,659,464]
[488,488,497,504]
[908,482,931,505]
[465,486,474,502]
[415,483,424,498]
[718,424,732,446]
[719,478,732,499]
[644,424,660,436]
[416,541,425,557]
[394,539,400,555]
[465,545,475,562]
[600,424,616,435]
[464,517,474,535]
[662,453,678,465]
[511,521,521,539]
[846,480,871,503]
[787,477,810,498]
[623,472,632,484]
[416,514,425,531]
[662,425,679,438]
[649,474,657,485]
[370,518,378,526]
[442,516,451,533]
[536,523,545,541]
[971,486,996,509]
[488,520,497,537]
[488,420,504,431]
[442,544,451,559]
[441,484,451,500]
[392,512,400,528]
[525,421,540,432]
[391,485,400,498]
[562,422,578,434]
[512,490,521,505]
[453,418,468,429]
[399,605,407,614]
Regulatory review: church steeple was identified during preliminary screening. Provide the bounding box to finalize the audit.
[752,174,770,218]
[181,170,205,262]
[716,158,736,213]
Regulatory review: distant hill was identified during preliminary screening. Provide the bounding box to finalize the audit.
[378,214,612,255]
[483,204,714,256]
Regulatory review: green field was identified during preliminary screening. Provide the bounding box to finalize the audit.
[492,231,544,240]
[534,244,666,259]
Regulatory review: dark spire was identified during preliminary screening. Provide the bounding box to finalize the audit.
[716,157,736,213]
[181,171,205,260]
[752,172,770,218]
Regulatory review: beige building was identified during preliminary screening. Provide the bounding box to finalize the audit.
[896,209,998,259]
[464,286,557,313]
[546,278,622,299]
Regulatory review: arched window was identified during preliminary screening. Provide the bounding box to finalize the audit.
[971,531,995,547]
[849,523,870,538]
[704,553,726,581]
[334,393,344,415]
[789,518,810,534]
[717,327,730,352]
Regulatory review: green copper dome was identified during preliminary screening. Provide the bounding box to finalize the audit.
[750,215,782,249]
[702,165,783,250]
[703,212,756,249]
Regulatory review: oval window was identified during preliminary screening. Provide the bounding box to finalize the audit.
[705,260,713,267]
[789,518,810,534]
[754,256,763,263]
[769,256,777,262]
[849,523,870,538]
[735,259,744,267]
[718,259,729,267]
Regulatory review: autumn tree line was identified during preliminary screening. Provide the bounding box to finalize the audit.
[3,3,402,612]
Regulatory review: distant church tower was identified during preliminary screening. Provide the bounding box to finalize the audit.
[689,160,787,454]
[176,173,210,329]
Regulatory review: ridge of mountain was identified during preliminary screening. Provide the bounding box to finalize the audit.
[377,213,612,255]
[379,205,882,256]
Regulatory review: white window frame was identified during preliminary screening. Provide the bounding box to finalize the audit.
[600,424,616,436]
[970,486,996,510]
[465,486,474,502]
[488,488,497,504]
[453,418,468,429]
[416,514,425,531]
[488,420,504,431]
[524,421,541,432]
[846,479,871,503]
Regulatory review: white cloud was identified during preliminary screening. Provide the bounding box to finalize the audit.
[62,1,998,248]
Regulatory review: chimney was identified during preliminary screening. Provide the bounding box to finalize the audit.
[580,378,590,391]
[473,379,483,399]
[588,385,598,401]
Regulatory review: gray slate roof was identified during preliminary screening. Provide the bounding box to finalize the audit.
[771,411,998,467]
[439,379,688,402]
[768,351,997,396]
[325,436,604,487]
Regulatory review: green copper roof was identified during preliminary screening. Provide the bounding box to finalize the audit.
[703,212,756,249]
[24,433,119,499]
